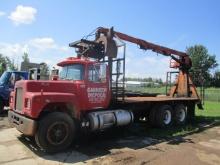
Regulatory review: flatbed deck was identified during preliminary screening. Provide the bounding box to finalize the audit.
[120,96,199,103]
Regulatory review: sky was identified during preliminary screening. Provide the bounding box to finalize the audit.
[0,0,220,80]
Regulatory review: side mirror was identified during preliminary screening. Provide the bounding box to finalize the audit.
[8,74,16,88]
[29,68,41,80]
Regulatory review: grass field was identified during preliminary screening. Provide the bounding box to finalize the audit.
[196,101,220,121]
[202,88,220,102]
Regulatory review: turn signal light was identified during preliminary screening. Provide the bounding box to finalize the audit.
[24,98,31,109]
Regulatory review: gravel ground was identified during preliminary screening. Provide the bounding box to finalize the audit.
[0,112,220,165]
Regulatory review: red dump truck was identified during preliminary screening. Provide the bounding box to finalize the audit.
[8,27,203,152]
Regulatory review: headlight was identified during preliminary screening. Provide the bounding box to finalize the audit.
[24,98,31,109]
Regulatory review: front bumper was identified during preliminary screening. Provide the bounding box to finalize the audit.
[8,111,37,136]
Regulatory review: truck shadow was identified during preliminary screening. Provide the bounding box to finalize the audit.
[17,116,220,164]
[0,111,11,130]
[0,110,8,117]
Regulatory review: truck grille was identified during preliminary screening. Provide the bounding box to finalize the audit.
[15,88,23,111]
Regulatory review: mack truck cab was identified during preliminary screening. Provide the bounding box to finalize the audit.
[0,71,28,114]
[8,57,124,152]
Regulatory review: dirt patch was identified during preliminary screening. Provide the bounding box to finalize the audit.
[196,149,220,165]
[199,139,220,150]
[0,112,11,130]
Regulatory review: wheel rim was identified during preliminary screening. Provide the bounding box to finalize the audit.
[47,121,69,146]
[163,110,172,125]
[176,108,186,122]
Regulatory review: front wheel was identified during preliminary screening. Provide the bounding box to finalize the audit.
[35,112,75,153]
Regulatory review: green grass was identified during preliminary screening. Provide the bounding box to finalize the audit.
[196,101,220,117]
[196,101,220,122]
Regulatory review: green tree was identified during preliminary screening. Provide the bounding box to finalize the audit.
[22,52,30,63]
[0,54,7,73]
[20,52,31,72]
[212,71,220,87]
[186,45,218,86]
[7,58,18,71]
[0,54,17,75]
[40,62,49,77]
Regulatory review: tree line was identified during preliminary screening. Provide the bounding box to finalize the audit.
[125,77,163,85]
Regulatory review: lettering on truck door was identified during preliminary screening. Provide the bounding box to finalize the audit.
[86,64,108,109]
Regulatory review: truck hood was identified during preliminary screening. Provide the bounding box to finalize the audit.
[15,80,80,94]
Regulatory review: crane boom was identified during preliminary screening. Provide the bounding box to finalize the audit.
[97,27,187,57]
[97,27,191,70]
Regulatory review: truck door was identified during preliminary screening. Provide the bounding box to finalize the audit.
[85,63,110,110]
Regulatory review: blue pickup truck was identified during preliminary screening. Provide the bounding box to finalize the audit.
[0,71,28,113]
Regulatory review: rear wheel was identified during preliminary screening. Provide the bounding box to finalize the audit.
[0,99,4,114]
[174,104,187,125]
[155,105,173,128]
[149,105,158,127]
[187,103,195,122]
[35,112,75,153]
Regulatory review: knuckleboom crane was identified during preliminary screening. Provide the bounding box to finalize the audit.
[69,27,202,108]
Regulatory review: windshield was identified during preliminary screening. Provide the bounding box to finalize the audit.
[59,64,84,80]
[0,72,11,85]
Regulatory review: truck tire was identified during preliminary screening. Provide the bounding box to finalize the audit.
[187,103,195,122]
[155,105,173,128]
[174,104,187,125]
[0,99,4,114]
[35,112,75,153]
[149,105,159,127]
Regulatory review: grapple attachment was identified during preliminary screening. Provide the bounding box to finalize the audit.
[69,27,118,59]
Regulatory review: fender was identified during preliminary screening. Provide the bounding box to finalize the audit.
[23,92,80,119]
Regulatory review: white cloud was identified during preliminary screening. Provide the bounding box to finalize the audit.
[0,37,72,69]
[0,43,29,69]
[123,47,173,81]
[29,37,71,52]
[30,37,56,50]
[0,11,6,17]
[0,43,28,58]
[8,5,37,25]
